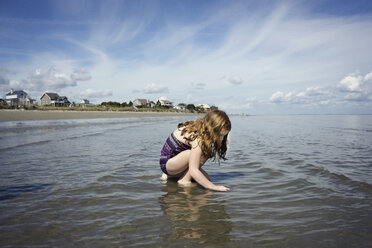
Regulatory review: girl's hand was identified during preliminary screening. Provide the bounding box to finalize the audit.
[213,185,230,192]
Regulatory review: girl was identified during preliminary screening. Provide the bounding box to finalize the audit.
[160,110,231,192]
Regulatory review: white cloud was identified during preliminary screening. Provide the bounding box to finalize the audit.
[80,89,113,98]
[143,83,169,94]
[243,97,258,108]
[34,67,71,89]
[337,71,372,102]
[270,87,332,105]
[9,80,22,89]
[302,87,326,96]
[270,70,372,108]
[9,67,77,93]
[270,91,286,103]
[344,92,372,101]
[229,76,243,85]
[364,71,372,82]
[71,68,91,81]
[51,72,77,88]
[218,97,259,111]
[337,74,364,92]
[0,65,96,99]
[2,2,372,114]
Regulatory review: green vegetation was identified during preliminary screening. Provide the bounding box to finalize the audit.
[0,101,218,113]
[101,101,133,108]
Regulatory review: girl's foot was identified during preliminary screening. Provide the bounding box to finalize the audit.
[177,179,192,186]
[161,173,168,181]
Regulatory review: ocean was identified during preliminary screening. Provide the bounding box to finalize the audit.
[0,115,371,247]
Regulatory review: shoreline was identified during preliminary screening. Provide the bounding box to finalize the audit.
[0,109,200,121]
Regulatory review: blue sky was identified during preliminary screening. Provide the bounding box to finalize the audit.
[1,0,372,114]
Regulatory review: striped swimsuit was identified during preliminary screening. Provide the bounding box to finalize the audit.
[160,132,191,175]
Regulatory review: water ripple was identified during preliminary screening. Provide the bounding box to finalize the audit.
[1,115,372,247]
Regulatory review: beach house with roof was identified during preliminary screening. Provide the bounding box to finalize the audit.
[174,103,186,110]
[133,98,154,108]
[80,99,90,106]
[5,89,35,106]
[40,92,71,107]
[159,99,173,108]
[198,104,211,111]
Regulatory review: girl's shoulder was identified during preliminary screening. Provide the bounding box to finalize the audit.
[189,138,200,149]
[173,128,190,145]
[173,127,200,148]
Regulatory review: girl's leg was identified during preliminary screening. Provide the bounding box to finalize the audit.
[177,166,209,185]
[165,151,208,185]
[165,150,192,175]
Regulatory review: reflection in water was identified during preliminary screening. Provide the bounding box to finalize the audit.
[158,183,232,245]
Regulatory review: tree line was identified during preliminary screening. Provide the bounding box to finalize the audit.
[100,101,218,112]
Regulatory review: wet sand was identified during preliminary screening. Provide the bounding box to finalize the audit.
[0,109,199,121]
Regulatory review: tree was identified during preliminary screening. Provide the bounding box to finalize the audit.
[186,104,195,112]
[101,101,121,107]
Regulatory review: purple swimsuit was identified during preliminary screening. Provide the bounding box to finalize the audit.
[160,132,191,175]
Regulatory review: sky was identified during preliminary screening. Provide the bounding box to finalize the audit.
[1,0,372,114]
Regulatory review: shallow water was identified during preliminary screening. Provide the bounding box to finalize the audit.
[0,115,371,247]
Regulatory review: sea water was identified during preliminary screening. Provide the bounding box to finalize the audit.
[0,115,371,247]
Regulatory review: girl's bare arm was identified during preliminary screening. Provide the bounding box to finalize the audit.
[188,142,230,191]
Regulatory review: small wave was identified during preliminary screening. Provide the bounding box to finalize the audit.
[0,139,51,152]
[0,130,106,151]
[300,163,372,193]
[253,167,286,178]
[209,172,245,182]
[97,175,118,182]
[324,126,372,134]
[246,161,262,166]
[0,118,143,136]
[61,131,105,141]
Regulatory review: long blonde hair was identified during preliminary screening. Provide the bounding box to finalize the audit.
[178,110,231,160]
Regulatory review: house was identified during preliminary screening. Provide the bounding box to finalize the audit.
[40,92,71,107]
[40,92,58,106]
[5,89,29,106]
[58,96,71,107]
[198,104,211,111]
[80,99,90,105]
[159,99,173,108]
[174,103,186,110]
[133,99,152,108]
[26,95,36,105]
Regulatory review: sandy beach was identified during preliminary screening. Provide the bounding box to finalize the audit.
[0,109,199,121]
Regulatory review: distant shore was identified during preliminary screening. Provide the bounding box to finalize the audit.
[0,109,200,121]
